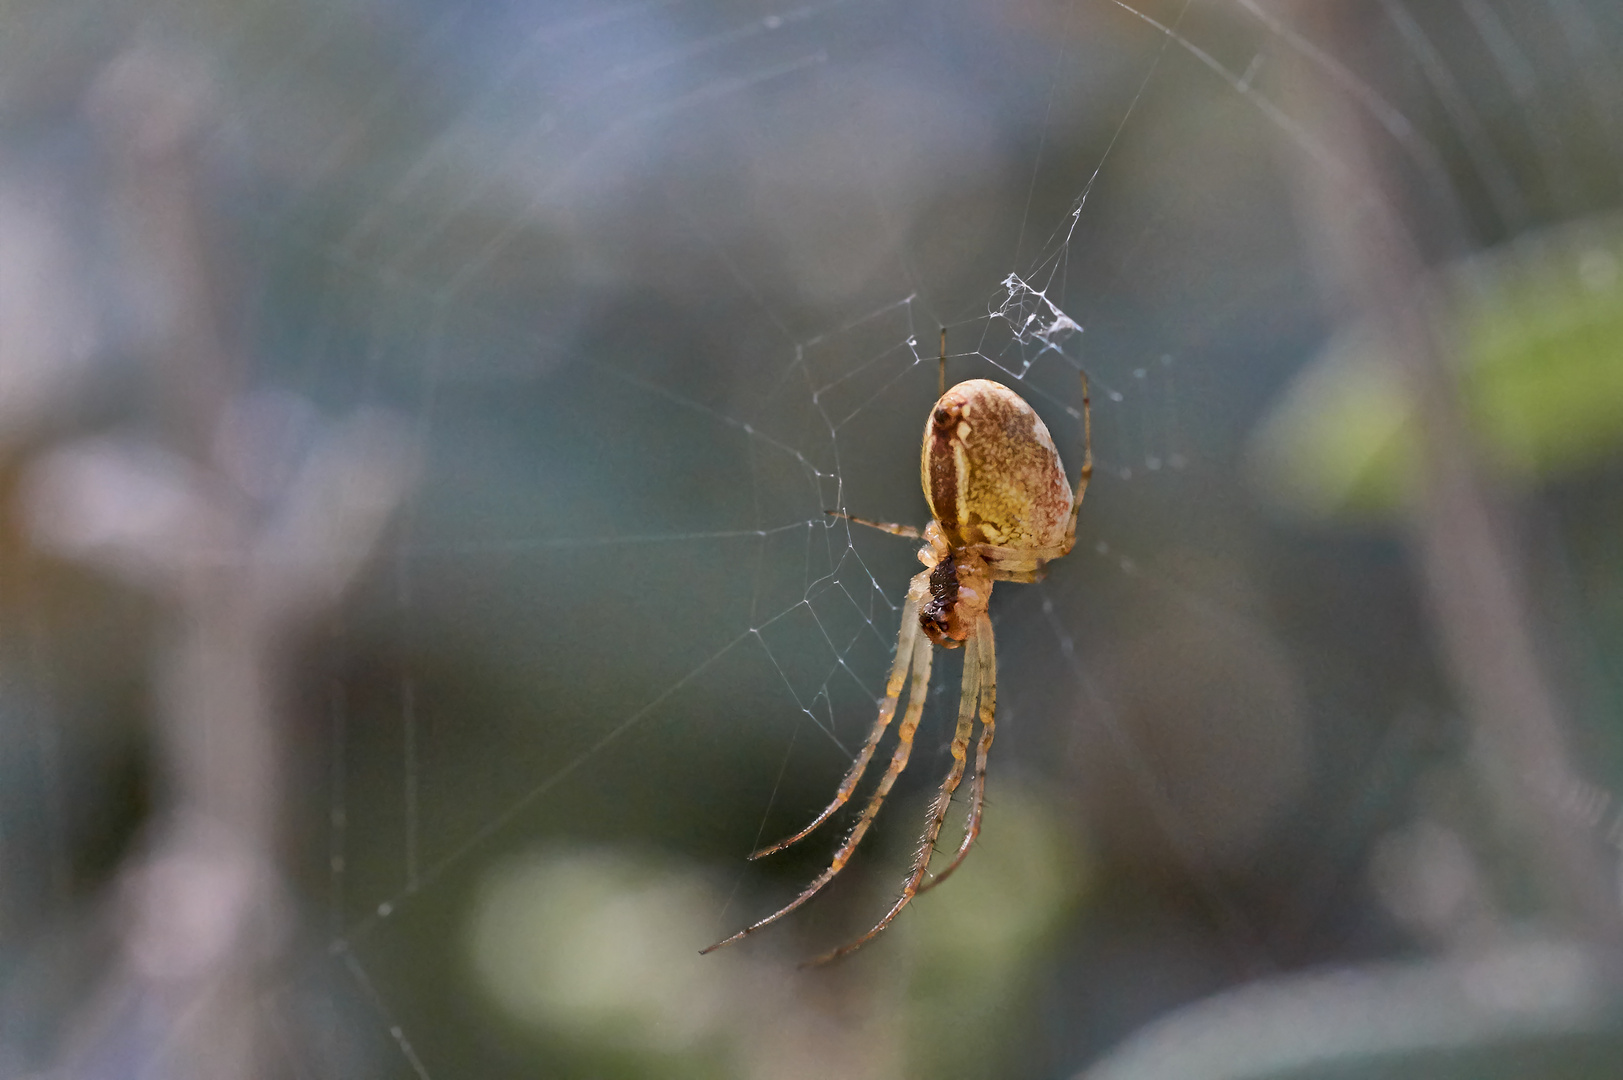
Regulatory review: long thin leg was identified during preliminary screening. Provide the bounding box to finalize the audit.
[990,566,1047,585]
[968,544,1054,572]
[919,614,996,893]
[749,574,926,859]
[938,327,947,398]
[806,626,983,965]
[702,622,935,954]
[827,509,922,541]
[1061,370,1093,555]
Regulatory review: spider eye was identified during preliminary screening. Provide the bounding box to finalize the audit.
[932,405,954,429]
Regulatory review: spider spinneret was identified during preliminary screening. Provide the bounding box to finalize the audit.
[703,349,1091,966]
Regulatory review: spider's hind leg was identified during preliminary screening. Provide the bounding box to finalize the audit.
[1060,369,1093,555]
[991,567,1046,585]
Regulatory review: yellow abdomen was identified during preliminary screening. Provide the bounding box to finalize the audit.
[920,379,1071,552]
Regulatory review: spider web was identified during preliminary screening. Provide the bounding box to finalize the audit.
[6,0,1623,1078]
[274,2,1264,1066]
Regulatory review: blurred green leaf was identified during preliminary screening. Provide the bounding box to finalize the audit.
[1251,216,1623,519]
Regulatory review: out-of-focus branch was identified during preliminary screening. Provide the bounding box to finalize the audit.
[20,45,414,1080]
[1080,934,1611,1080]
[1285,7,1622,954]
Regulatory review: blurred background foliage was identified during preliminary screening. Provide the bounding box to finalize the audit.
[1252,213,1623,517]
[1,1,1622,1078]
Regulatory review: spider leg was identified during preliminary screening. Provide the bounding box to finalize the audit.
[1060,369,1093,556]
[827,509,922,541]
[701,615,935,954]
[918,613,996,894]
[804,623,983,966]
[749,573,927,859]
[971,545,1055,575]
[990,566,1046,585]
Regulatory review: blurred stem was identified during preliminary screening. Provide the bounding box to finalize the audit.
[98,53,236,460]
[1288,6,1622,955]
[70,49,411,1079]
[89,48,275,1080]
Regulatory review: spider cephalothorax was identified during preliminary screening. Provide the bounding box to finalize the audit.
[705,347,1091,965]
[919,554,961,645]
[920,545,988,648]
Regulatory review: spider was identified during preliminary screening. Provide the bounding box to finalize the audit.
[704,332,1092,965]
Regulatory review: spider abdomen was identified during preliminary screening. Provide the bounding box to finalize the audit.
[920,379,1072,552]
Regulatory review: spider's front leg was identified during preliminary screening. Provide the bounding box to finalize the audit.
[702,570,936,954]
[919,614,996,893]
[747,570,928,860]
[806,613,985,965]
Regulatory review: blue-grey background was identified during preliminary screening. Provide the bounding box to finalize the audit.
[3,1,1623,1077]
